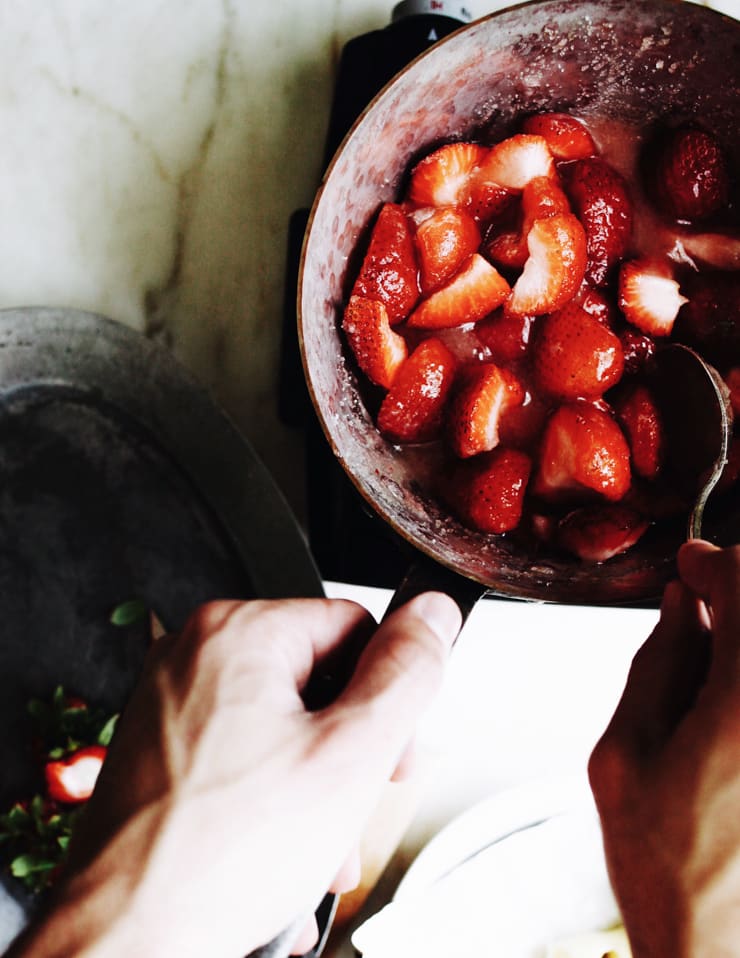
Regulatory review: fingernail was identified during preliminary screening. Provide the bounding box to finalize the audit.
[411,592,462,649]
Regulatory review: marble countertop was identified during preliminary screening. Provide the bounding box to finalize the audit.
[1,0,732,526]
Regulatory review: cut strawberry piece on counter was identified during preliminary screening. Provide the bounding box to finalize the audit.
[532,403,631,503]
[408,253,510,329]
[476,309,533,364]
[342,295,408,389]
[414,207,481,293]
[447,363,525,458]
[351,203,419,324]
[533,301,624,401]
[475,134,555,190]
[614,382,665,481]
[618,258,687,337]
[408,141,488,208]
[45,745,107,805]
[486,174,571,270]
[521,112,597,161]
[507,212,587,316]
[377,338,457,443]
[652,125,730,222]
[448,446,532,534]
[563,157,633,287]
[557,504,649,562]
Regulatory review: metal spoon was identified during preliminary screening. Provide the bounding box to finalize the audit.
[649,343,732,539]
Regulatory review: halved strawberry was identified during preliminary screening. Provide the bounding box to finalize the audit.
[414,207,481,293]
[618,258,687,337]
[464,178,515,223]
[613,383,665,480]
[532,402,631,502]
[486,174,571,270]
[557,504,649,562]
[351,203,419,324]
[507,212,587,316]
[342,295,408,388]
[45,745,107,804]
[408,141,488,208]
[476,309,533,364]
[475,134,555,190]
[521,113,597,161]
[377,338,457,443]
[447,363,525,458]
[563,157,633,287]
[407,253,510,329]
[652,125,729,222]
[533,302,624,401]
[448,446,532,534]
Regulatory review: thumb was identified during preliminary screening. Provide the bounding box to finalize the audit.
[325,592,461,769]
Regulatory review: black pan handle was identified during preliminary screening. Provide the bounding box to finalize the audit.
[382,554,489,629]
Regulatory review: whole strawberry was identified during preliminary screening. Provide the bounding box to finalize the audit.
[652,125,729,223]
[563,157,633,287]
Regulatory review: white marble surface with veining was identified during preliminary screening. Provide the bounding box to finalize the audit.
[0,0,733,520]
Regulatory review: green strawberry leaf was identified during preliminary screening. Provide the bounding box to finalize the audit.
[110,598,148,627]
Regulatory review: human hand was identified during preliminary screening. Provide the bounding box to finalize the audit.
[10,592,461,958]
[589,540,740,958]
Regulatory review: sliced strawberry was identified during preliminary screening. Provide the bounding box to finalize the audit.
[45,745,107,804]
[475,134,555,191]
[521,113,597,161]
[613,383,665,480]
[377,338,457,443]
[408,253,510,329]
[448,446,532,534]
[408,141,488,208]
[533,302,624,401]
[414,207,480,293]
[563,157,633,287]
[351,203,419,324]
[652,125,729,222]
[678,231,740,272]
[618,327,656,375]
[672,270,740,366]
[447,363,525,458]
[532,403,631,503]
[476,309,533,364]
[557,504,649,562]
[486,175,571,270]
[342,295,408,388]
[618,258,687,337]
[507,212,587,316]
[464,178,516,223]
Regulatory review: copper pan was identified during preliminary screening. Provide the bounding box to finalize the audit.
[298,0,740,609]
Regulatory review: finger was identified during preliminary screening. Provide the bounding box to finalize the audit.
[289,915,319,956]
[598,579,711,759]
[181,598,375,693]
[678,541,740,680]
[390,737,419,782]
[327,592,460,767]
[330,846,362,894]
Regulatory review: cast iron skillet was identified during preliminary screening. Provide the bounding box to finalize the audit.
[299,0,740,616]
[0,308,329,958]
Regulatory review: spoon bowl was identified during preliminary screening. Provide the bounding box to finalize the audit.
[650,344,733,540]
